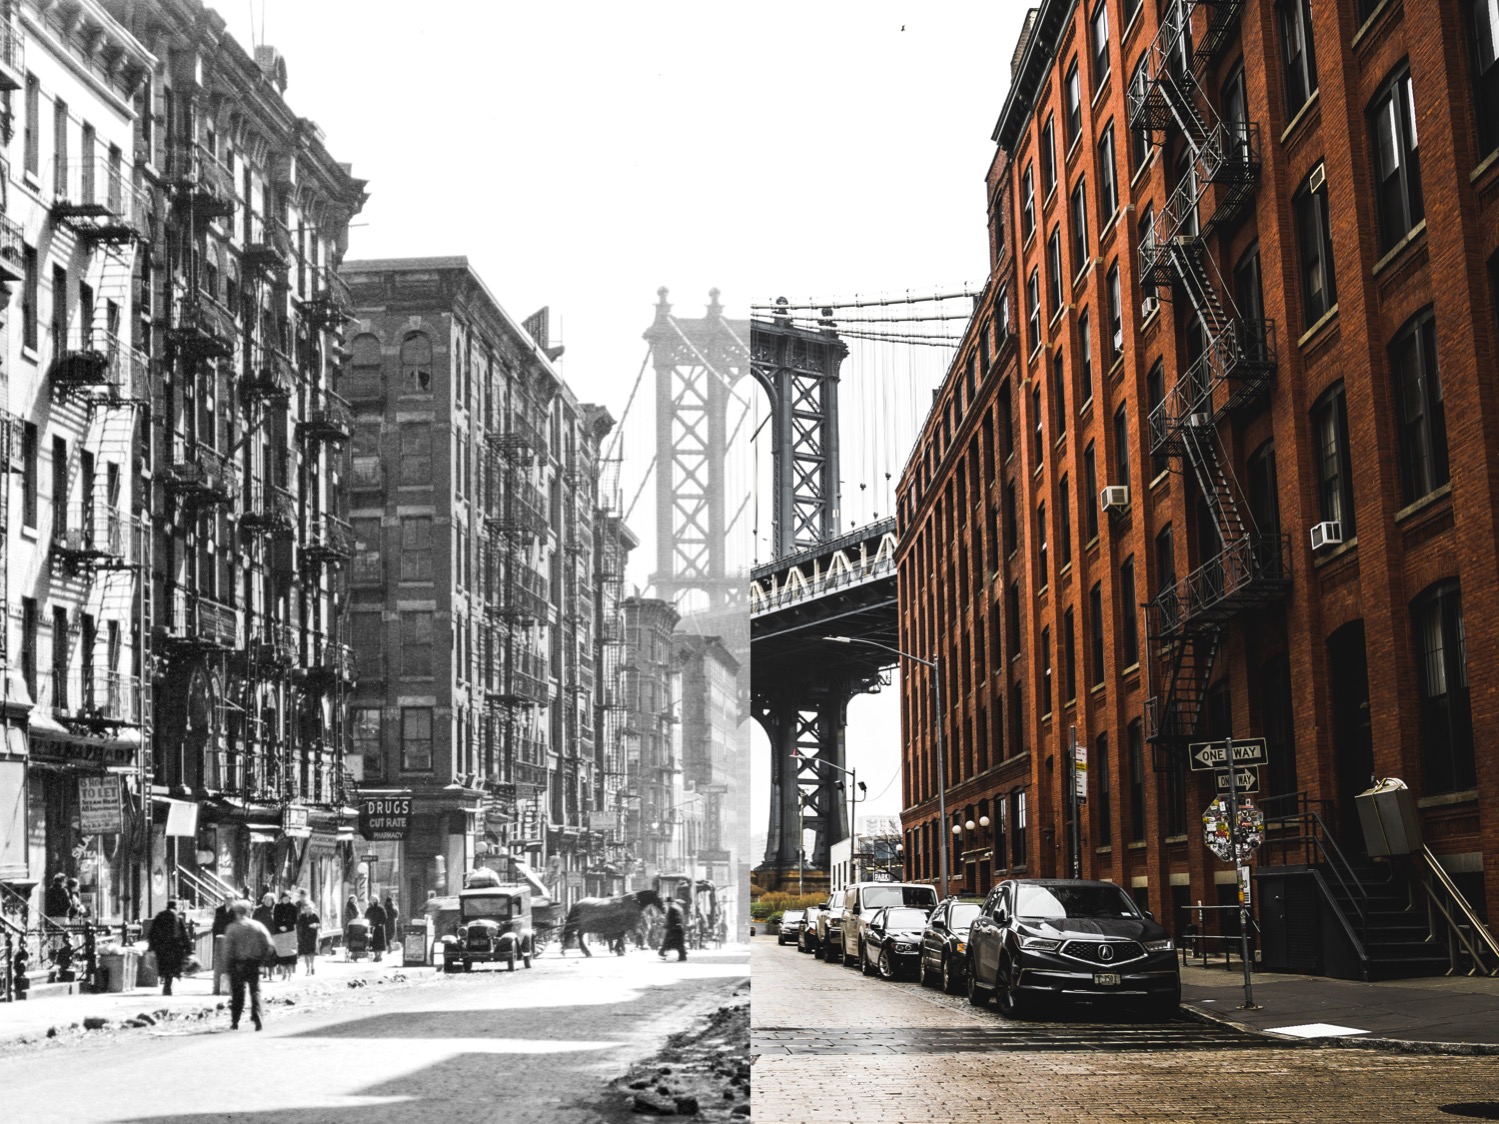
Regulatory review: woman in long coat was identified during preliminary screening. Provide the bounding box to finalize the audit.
[252,894,277,980]
[295,899,322,976]
[272,892,299,980]
[364,897,389,962]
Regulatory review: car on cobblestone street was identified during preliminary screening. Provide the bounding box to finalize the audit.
[818,898,847,962]
[918,897,984,994]
[839,881,940,967]
[798,901,825,954]
[860,906,933,979]
[777,909,807,945]
[966,879,1179,1019]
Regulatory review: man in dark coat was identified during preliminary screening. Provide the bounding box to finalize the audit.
[223,900,274,1030]
[658,897,688,962]
[44,873,71,921]
[364,897,389,962]
[148,900,192,996]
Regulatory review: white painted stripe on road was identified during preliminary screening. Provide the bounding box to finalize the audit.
[1265,1022,1370,1038]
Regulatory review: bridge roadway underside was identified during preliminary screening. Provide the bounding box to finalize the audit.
[751,571,898,891]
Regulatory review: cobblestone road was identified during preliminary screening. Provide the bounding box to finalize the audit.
[751,936,1499,1122]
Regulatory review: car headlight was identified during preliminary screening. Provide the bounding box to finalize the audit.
[1019,936,1062,952]
[894,943,912,952]
[1144,938,1174,952]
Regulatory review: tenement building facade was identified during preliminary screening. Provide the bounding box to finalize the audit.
[341,258,618,912]
[898,0,1499,961]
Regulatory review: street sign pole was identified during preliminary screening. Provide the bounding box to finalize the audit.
[1069,726,1081,880]
[1223,736,1257,1010]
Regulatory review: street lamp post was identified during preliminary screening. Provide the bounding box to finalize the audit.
[826,637,948,897]
[795,753,863,887]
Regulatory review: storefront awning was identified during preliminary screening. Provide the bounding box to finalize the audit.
[247,829,279,845]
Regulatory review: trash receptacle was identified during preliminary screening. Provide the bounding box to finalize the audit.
[402,921,430,967]
[98,948,139,992]
[137,949,160,988]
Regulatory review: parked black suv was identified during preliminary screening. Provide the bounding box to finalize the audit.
[918,897,983,994]
[777,909,807,946]
[966,879,1179,1018]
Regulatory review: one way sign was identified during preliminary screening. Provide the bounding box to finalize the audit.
[1214,769,1260,794]
[1189,738,1268,772]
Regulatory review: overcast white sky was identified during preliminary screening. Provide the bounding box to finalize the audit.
[225,2,1028,840]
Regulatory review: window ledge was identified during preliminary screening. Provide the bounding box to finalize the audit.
[1043,184,1058,212]
[1150,469,1171,492]
[1164,834,1188,845]
[1371,219,1427,276]
[1090,71,1112,111]
[1121,662,1140,678]
[1279,88,1321,147]
[1049,303,1071,331]
[1129,149,1156,191]
[1416,789,1478,809]
[1065,134,1083,167]
[1078,395,1095,421]
[1127,841,1148,851]
[1095,844,1114,855]
[1470,147,1499,186]
[1140,301,1161,332]
[1311,534,1358,568]
[21,345,38,365]
[1351,0,1397,51]
[1122,4,1143,46]
[1108,353,1125,380]
[1090,681,1106,696]
[1394,482,1452,524]
[1297,304,1339,349]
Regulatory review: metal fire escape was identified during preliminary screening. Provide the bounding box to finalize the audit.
[1127,0,1290,752]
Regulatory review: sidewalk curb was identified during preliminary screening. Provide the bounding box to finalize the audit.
[1182,1001,1499,1057]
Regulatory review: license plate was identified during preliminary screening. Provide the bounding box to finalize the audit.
[1094,972,1121,986]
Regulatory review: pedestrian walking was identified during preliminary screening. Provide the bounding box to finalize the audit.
[272,891,299,980]
[44,873,70,922]
[659,896,688,962]
[148,899,193,996]
[364,897,389,963]
[296,899,321,976]
[65,878,86,919]
[384,895,400,940]
[253,894,276,981]
[344,893,360,928]
[222,900,274,1031]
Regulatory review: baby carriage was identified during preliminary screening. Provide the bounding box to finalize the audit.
[344,917,371,961]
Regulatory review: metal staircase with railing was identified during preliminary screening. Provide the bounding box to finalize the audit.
[1128,0,1289,752]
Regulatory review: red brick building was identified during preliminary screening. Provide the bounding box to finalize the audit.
[898,0,1499,965]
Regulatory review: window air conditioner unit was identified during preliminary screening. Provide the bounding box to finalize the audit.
[1309,162,1326,193]
[1100,485,1130,513]
[1141,295,1160,318]
[1186,412,1212,427]
[1310,520,1342,551]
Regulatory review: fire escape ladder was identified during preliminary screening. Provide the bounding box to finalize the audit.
[1181,421,1252,549]
[1150,625,1224,757]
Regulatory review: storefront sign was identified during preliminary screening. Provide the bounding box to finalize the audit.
[35,740,136,769]
[282,805,312,839]
[79,776,124,835]
[359,795,413,840]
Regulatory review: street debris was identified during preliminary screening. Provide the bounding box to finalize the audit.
[610,983,750,1120]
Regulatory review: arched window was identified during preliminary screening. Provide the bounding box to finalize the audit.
[350,332,381,368]
[401,331,433,392]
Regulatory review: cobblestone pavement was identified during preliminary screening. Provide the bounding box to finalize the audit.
[751,936,1499,1122]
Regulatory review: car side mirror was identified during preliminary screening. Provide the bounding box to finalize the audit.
[931,918,946,931]
[1143,910,1155,921]
[851,904,860,915]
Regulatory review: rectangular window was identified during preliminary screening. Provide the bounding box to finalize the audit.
[1021,163,1036,240]
[1039,626,1052,717]
[352,707,383,781]
[1390,310,1448,504]
[1037,502,1048,590]
[1279,0,1319,120]
[1032,385,1045,465]
[1041,116,1056,197]
[51,437,67,536]
[1147,360,1167,477]
[1052,351,1067,441]
[1106,262,1123,358]
[351,516,383,586]
[1413,581,1475,794]
[22,244,37,351]
[1091,2,1111,85]
[1370,68,1424,253]
[21,598,38,698]
[399,422,432,485]
[1095,733,1112,844]
[1003,482,1018,557]
[1089,581,1105,687]
[1128,720,1146,842]
[1112,404,1130,491]
[1070,179,1089,278]
[1058,473,1072,567]
[1078,309,1094,404]
[1129,57,1151,172]
[401,707,434,773]
[53,96,68,192]
[1098,124,1118,220]
[1083,441,1099,542]
[52,607,68,709]
[1027,268,1041,352]
[21,421,38,528]
[24,73,38,176]
[1063,606,1078,703]
[1312,383,1356,536]
[1119,557,1139,668]
[1047,227,1063,315]
[1467,0,1499,156]
[401,611,434,678]
[1007,582,1022,656]
[1012,790,1028,867]
[1065,58,1083,145]
[399,515,434,581]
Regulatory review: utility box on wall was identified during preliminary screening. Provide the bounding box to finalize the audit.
[1356,778,1422,857]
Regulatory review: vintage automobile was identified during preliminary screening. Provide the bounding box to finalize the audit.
[437,885,536,973]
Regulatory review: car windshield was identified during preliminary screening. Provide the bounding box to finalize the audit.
[461,895,515,920]
[949,903,981,929]
[862,885,939,910]
[1016,884,1141,921]
[882,908,930,929]
[784,911,804,921]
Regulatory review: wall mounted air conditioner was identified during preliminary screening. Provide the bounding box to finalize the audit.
[1141,295,1160,318]
[1310,520,1342,551]
[1186,412,1212,427]
[1100,485,1130,513]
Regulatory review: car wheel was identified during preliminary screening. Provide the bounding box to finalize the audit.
[995,954,1029,1019]
[966,963,990,1008]
[860,944,875,976]
[942,956,960,995]
[506,949,516,972]
[462,959,473,973]
[842,941,858,968]
[918,954,933,987]
[878,948,895,980]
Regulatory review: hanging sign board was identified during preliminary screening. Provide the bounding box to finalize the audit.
[79,775,124,835]
[359,795,413,840]
[282,804,312,839]
[1073,739,1088,801]
[1189,738,1268,772]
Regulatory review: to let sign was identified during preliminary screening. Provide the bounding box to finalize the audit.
[360,795,413,840]
[1189,737,1269,772]
[79,776,123,835]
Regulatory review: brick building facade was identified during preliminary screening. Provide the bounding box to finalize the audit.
[898,0,1499,946]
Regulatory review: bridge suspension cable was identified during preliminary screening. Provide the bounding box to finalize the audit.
[749,287,980,311]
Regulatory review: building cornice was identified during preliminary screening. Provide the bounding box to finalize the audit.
[993,0,1076,154]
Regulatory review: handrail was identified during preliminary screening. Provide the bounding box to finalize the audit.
[174,864,230,908]
[1260,792,1370,940]
[1416,846,1499,977]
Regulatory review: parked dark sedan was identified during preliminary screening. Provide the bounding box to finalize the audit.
[918,897,983,994]
[966,879,1179,1018]
[861,906,933,979]
[777,909,807,946]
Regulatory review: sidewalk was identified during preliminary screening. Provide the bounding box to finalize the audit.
[1181,961,1499,1053]
[0,950,429,1046]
